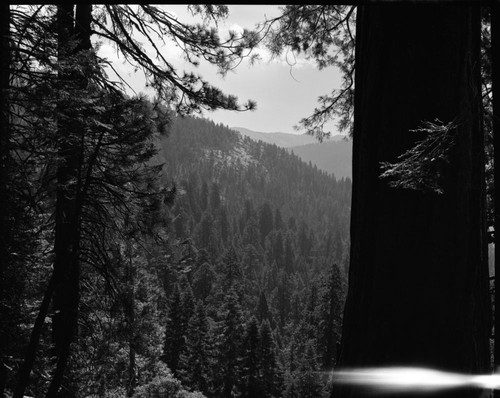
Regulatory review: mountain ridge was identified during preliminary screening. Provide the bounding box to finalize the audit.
[231,126,352,179]
[288,140,352,179]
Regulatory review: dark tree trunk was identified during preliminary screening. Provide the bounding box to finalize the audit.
[492,4,500,395]
[52,1,76,360]
[0,3,10,396]
[336,4,490,396]
[47,4,92,397]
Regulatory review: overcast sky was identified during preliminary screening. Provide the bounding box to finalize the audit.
[100,5,343,135]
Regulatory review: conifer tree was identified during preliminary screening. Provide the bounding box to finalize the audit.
[200,181,209,211]
[243,216,261,249]
[197,213,213,249]
[219,206,230,244]
[180,277,195,332]
[215,288,244,398]
[259,320,282,398]
[273,231,284,268]
[276,271,291,328]
[296,341,322,398]
[332,230,343,264]
[283,237,295,273]
[257,291,271,324]
[220,246,242,292]
[163,285,185,375]
[301,285,318,343]
[192,260,215,301]
[210,182,221,211]
[259,202,274,243]
[178,300,211,394]
[240,317,262,398]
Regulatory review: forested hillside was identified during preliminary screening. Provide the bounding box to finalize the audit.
[154,116,352,397]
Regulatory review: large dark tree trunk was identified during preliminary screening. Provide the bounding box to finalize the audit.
[0,3,11,396]
[337,4,490,396]
[491,5,500,396]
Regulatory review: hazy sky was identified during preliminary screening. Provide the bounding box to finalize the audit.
[100,5,343,135]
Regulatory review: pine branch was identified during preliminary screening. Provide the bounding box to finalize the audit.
[379,119,458,194]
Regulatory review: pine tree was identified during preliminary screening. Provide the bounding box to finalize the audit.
[197,213,213,249]
[257,291,271,324]
[302,284,318,343]
[192,260,215,301]
[178,300,211,394]
[258,320,282,398]
[296,341,322,398]
[219,206,230,244]
[242,216,261,249]
[215,288,244,398]
[240,317,262,398]
[210,182,221,211]
[332,230,343,264]
[219,246,242,292]
[259,202,274,243]
[273,231,284,269]
[200,181,209,211]
[163,285,185,375]
[283,237,295,273]
[180,278,196,332]
[276,271,290,328]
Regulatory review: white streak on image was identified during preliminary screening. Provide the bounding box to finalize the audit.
[333,367,500,393]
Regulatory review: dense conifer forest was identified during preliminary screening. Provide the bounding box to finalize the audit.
[2,105,351,396]
[153,116,352,398]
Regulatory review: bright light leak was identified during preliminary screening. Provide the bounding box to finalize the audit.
[332,367,500,393]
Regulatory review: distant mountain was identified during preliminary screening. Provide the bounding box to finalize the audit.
[231,126,319,148]
[288,140,353,180]
[231,126,351,179]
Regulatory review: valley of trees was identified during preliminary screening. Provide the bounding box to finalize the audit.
[0,5,351,397]
[156,116,351,398]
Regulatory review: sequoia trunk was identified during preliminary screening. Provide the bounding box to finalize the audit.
[337,4,490,396]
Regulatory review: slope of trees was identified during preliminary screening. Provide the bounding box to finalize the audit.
[156,115,351,397]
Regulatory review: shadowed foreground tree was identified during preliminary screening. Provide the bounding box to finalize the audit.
[336,5,490,397]
[5,4,261,397]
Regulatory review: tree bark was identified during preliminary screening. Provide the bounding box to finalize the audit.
[0,3,11,397]
[336,4,490,397]
[492,5,500,398]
